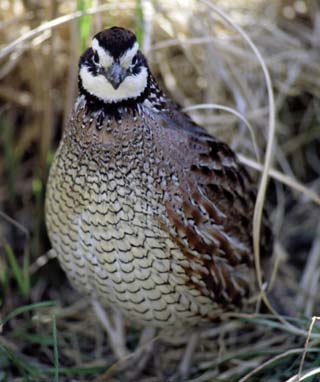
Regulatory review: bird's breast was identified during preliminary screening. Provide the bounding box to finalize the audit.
[45,138,216,326]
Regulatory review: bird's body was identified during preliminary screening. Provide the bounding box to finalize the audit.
[46,27,271,330]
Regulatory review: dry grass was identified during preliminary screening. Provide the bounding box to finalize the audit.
[1,0,320,381]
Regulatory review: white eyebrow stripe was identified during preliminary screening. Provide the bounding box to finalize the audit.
[92,38,113,68]
[120,42,139,66]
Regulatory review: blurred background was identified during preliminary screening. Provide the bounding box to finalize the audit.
[1,1,320,381]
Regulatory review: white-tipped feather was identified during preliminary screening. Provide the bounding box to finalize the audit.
[80,66,148,103]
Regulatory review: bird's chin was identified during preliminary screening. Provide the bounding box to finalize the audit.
[80,66,148,103]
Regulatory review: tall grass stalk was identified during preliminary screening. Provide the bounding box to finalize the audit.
[77,0,94,52]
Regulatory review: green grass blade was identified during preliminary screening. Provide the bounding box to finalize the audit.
[135,0,144,47]
[11,330,55,346]
[0,301,57,327]
[0,115,17,201]
[4,244,30,298]
[52,314,59,382]
[32,176,43,258]
[0,345,44,379]
[77,0,94,52]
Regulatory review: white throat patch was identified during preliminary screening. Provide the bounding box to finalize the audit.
[80,66,148,103]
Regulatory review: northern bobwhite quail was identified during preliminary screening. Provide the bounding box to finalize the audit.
[45,26,272,374]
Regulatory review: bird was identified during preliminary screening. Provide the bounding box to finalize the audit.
[45,26,272,377]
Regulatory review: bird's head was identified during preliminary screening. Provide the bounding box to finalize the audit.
[79,27,149,104]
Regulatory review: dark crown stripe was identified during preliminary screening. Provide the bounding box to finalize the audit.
[93,27,136,59]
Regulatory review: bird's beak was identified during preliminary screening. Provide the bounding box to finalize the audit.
[105,62,127,89]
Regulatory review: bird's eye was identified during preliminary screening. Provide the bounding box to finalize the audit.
[132,55,138,65]
[93,51,99,64]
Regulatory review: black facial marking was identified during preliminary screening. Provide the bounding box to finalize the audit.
[132,55,138,65]
[78,50,152,116]
[93,51,99,64]
[79,48,100,76]
[130,53,145,75]
[79,48,150,106]
[93,26,136,59]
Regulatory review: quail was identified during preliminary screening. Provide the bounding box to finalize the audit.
[45,26,272,375]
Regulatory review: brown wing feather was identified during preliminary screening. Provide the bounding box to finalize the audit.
[153,102,273,309]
